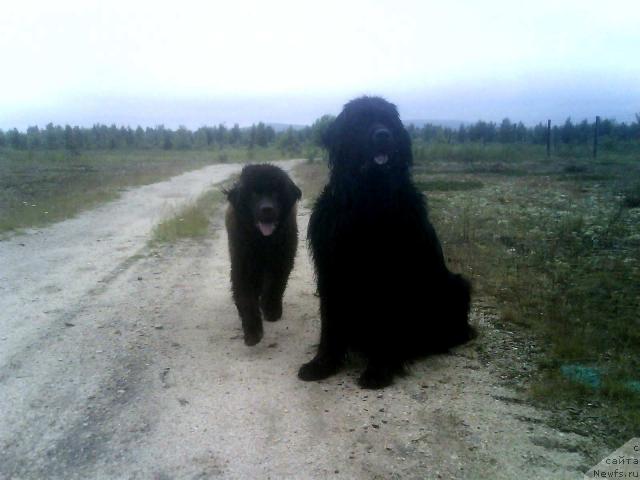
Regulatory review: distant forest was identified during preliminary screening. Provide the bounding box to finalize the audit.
[1,114,639,153]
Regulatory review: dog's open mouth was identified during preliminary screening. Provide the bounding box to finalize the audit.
[373,154,389,165]
[257,221,277,236]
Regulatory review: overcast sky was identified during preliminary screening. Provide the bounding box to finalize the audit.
[1,0,639,129]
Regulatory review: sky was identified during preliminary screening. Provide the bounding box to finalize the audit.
[1,0,639,129]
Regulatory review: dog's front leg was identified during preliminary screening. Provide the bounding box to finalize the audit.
[231,266,263,346]
[298,292,346,381]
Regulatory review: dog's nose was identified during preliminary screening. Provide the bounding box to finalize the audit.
[261,205,275,217]
[372,127,392,145]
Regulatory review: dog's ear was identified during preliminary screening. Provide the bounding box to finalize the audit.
[287,177,302,202]
[292,183,302,201]
[223,182,241,207]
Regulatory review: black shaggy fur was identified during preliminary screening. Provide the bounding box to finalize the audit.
[298,96,474,388]
[225,164,301,346]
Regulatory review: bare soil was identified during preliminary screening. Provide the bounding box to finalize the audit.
[0,160,600,479]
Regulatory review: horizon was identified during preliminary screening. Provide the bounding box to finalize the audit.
[2,87,638,132]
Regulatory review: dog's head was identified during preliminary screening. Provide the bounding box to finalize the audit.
[322,96,412,178]
[226,164,301,237]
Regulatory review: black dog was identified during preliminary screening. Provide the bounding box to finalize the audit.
[225,164,301,346]
[298,96,474,388]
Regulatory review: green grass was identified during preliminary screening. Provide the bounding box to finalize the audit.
[421,153,640,444]
[0,146,288,235]
[294,143,640,447]
[150,200,214,243]
[149,176,237,244]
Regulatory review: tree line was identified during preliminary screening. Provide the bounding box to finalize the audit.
[0,122,281,152]
[1,114,638,153]
[408,115,640,148]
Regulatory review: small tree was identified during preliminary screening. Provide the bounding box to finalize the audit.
[174,126,193,150]
[229,124,241,145]
[8,128,27,149]
[498,118,514,143]
[26,126,41,149]
[215,123,228,146]
[277,127,301,155]
[134,126,146,148]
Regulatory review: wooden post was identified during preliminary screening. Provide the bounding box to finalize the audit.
[593,115,600,158]
[546,119,551,157]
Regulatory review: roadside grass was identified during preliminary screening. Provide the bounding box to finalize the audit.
[0,146,287,235]
[294,144,640,446]
[292,161,329,208]
[421,152,640,444]
[149,176,237,245]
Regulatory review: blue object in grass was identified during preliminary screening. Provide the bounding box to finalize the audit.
[560,364,602,389]
[625,380,640,393]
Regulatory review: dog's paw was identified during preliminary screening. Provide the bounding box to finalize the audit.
[261,300,283,322]
[243,325,263,346]
[357,366,395,389]
[298,357,341,381]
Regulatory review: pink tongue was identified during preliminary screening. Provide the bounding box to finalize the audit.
[258,222,276,236]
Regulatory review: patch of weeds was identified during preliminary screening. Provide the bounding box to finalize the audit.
[426,165,640,448]
[304,146,322,163]
[292,162,328,206]
[150,176,236,244]
[0,188,118,235]
[151,202,212,242]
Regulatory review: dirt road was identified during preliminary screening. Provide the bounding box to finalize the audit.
[1,160,594,479]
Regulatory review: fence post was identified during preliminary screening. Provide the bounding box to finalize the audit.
[593,115,600,158]
[546,119,551,157]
